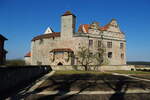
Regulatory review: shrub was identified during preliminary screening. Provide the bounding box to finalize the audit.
[5,59,25,66]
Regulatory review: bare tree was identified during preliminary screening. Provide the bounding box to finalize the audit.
[77,41,108,71]
[93,42,108,71]
[77,46,94,71]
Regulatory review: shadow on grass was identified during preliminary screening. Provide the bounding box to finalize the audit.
[35,74,144,100]
[103,76,129,100]
[8,74,149,100]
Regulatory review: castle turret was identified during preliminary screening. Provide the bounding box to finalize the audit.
[61,11,76,39]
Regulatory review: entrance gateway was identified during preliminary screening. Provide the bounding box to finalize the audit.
[57,62,63,65]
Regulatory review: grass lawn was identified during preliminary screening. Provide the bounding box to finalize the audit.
[131,74,150,80]
[55,70,150,75]
[55,70,109,75]
[108,70,150,75]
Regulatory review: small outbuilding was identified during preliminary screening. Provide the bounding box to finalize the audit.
[24,52,31,65]
[0,34,7,65]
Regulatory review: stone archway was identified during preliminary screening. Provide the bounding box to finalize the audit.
[57,62,63,66]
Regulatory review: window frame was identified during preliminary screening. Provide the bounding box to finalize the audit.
[98,40,101,47]
[107,42,112,48]
[89,39,93,48]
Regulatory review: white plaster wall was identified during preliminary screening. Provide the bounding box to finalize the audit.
[24,57,31,65]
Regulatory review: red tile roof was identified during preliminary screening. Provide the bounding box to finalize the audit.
[31,32,60,41]
[50,48,73,52]
[78,24,89,33]
[99,24,109,31]
[24,52,31,57]
[78,23,110,33]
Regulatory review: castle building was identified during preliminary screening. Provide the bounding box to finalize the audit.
[25,11,126,65]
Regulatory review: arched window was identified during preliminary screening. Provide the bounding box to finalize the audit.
[57,62,63,65]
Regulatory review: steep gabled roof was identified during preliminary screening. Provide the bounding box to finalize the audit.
[31,32,60,41]
[44,27,53,34]
[0,34,8,40]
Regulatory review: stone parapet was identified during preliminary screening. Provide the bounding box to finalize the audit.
[51,65,135,71]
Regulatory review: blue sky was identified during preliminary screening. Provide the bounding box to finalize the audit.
[0,0,150,61]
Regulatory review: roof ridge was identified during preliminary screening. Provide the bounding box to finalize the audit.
[31,32,60,41]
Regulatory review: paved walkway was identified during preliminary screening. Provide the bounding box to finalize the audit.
[18,70,56,95]
[37,89,150,96]
[112,73,150,82]
[27,70,56,93]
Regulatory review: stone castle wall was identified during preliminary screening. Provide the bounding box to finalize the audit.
[31,32,126,65]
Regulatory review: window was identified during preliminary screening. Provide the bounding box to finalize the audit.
[108,52,112,58]
[121,53,124,59]
[98,40,101,47]
[89,52,93,56]
[89,40,93,48]
[107,42,112,48]
[120,43,123,49]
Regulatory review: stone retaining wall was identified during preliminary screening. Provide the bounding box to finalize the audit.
[0,65,52,95]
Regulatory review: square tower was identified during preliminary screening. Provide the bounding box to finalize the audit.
[61,11,76,39]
